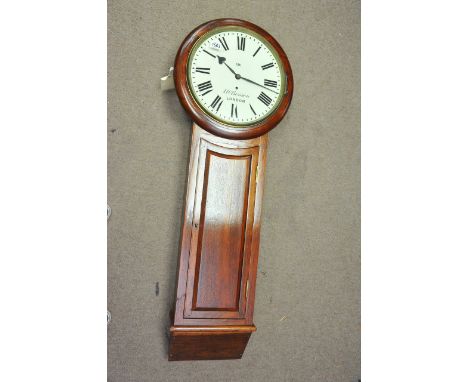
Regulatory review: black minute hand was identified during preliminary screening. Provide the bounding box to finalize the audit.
[239,76,279,95]
[217,55,279,94]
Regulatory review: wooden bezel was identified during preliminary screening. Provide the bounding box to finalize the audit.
[174,18,294,140]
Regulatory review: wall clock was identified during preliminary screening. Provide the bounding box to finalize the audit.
[168,18,293,361]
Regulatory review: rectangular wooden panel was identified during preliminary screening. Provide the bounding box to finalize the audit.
[183,137,259,320]
[193,151,251,311]
[171,123,268,328]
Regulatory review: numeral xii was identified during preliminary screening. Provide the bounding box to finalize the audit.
[237,36,246,51]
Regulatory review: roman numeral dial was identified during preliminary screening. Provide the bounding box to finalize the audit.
[188,29,284,126]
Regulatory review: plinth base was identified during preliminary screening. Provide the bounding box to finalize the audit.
[168,325,256,361]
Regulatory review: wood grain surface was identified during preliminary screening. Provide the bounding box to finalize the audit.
[171,123,268,325]
[169,123,268,359]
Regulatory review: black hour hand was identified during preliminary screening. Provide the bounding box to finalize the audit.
[217,55,240,78]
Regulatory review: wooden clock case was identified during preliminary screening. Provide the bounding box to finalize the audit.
[169,18,293,361]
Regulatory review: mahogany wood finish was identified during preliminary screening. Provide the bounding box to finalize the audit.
[169,19,293,361]
[169,124,267,360]
[174,18,294,140]
[169,326,255,361]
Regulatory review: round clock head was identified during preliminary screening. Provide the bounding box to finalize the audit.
[187,27,285,126]
[174,19,293,140]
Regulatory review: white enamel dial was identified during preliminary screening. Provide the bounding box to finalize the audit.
[187,27,285,126]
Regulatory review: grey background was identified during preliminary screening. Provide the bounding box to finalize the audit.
[108,1,360,381]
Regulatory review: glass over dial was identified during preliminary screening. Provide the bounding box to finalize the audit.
[187,26,286,126]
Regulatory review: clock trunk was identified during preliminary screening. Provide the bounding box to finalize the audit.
[169,123,268,361]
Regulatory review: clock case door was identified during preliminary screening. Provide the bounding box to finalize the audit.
[169,123,268,361]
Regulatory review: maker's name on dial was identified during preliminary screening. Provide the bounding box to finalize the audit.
[223,89,250,99]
